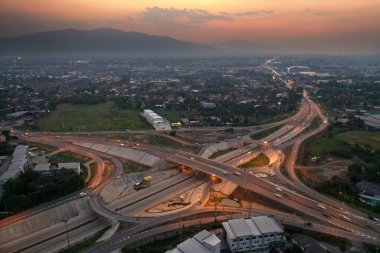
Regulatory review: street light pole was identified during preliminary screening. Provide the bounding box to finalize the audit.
[63,218,70,247]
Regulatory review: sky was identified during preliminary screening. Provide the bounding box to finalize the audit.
[0,0,380,52]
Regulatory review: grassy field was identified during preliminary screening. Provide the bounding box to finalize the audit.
[239,153,270,169]
[154,108,183,123]
[336,131,380,151]
[209,148,237,159]
[305,130,380,160]
[122,160,151,173]
[36,102,152,132]
[306,136,352,159]
[49,151,91,164]
[111,134,182,148]
[306,116,322,132]
[250,124,284,140]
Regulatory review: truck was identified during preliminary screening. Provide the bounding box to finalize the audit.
[133,176,152,190]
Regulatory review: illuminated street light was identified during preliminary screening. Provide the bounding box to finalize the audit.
[263,141,268,150]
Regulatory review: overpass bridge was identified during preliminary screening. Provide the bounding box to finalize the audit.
[166,152,380,243]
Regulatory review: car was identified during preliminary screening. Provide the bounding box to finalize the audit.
[116,175,121,179]
[341,215,351,221]
[190,157,194,160]
[223,171,229,175]
[79,192,87,197]
[234,171,241,176]
[274,193,283,198]
[119,143,125,146]
[369,215,379,221]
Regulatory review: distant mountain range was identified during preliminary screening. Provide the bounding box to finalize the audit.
[0,28,214,56]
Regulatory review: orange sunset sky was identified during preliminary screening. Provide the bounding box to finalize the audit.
[1,0,379,52]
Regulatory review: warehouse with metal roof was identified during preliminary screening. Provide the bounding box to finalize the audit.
[222,216,285,253]
[166,230,220,253]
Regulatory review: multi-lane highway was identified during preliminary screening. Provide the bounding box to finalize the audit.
[167,150,380,241]
[2,58,379,253]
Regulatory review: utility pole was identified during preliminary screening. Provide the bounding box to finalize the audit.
[63,218,70,247]
[248,198,252,218]
[214,194,217,224]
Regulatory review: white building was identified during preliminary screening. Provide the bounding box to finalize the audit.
[166,230,221,253]
[143,109,172,130]
[0,145,29,182]
[222,216,285,253]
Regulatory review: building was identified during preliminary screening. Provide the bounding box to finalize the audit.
[0,145,30,182]
[171,122,182,127]
[355,114,380,129]
[33,163,54,176]
[200,102,217,109]
[33,162,81,176]
[166,230,221,253]
[222,216,285,253]
[142,109,172,130]
[359,194,380,206]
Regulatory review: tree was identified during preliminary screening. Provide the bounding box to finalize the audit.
[1,130,11,141]
[347,163,362,183]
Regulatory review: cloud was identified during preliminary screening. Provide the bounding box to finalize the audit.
[232,9,274,17]
[314,11,330,16]
[304,8,330,16]
[131,7,275,28]
[138,7,229,25]
[235,11,257,16]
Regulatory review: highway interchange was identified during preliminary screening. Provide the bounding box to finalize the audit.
[1,60,379,252]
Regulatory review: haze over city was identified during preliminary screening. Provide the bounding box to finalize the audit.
[1,0,380,53]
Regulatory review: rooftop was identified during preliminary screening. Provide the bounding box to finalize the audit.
[223,216,283,240]
[166,230,220,253]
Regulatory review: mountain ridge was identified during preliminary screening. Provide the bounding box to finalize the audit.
[0,28,212,56]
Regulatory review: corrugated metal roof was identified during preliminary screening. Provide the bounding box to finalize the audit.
[194,230,220,247]
[252,216,282,234]
[12,145,28,157]
[222,221,236,240]
[202,234,220,247]
[245,218,261,236]
[223,216,283,240]
[177,238,213,253]
[228,218,252,237]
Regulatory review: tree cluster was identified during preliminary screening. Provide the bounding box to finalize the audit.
[1,169,84,213]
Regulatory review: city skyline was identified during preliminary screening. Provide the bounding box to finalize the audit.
[1,0,380,53]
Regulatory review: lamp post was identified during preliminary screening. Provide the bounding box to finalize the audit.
[263,141,268,151]
[63,218,70,247]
